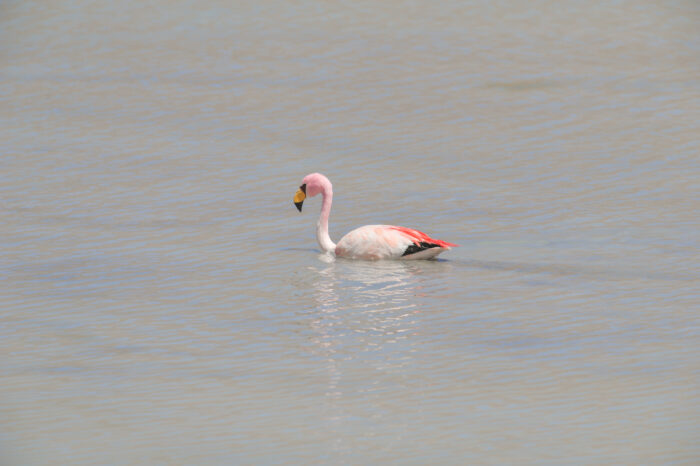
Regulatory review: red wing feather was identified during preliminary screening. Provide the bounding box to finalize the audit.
[388,226,459,248]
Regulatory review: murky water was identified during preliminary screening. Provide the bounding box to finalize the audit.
[1,0,699,463]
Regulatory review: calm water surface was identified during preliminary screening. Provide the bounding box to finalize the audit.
[1,0,699,463]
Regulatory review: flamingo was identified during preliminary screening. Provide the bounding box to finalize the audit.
[293,173,458,260]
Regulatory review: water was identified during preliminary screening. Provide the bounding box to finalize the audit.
[1,0,699,463]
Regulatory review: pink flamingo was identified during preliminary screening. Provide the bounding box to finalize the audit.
[293,173,458,260]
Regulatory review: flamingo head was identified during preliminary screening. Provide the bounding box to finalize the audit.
[293,173,332,212]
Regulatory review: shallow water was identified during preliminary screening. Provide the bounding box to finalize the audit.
[1,0,699,463]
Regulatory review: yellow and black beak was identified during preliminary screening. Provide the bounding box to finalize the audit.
[293,184,306,212]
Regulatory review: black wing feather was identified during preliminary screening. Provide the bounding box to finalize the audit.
[402,242,441,256]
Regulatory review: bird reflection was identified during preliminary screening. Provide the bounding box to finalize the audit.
[309,259,422,361]
[305,258,448,451]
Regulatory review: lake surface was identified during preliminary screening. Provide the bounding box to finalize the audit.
[1,0,699,463]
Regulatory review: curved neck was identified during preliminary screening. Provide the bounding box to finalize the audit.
[317,187,336,253]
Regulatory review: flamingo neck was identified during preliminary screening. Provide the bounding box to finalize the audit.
[317,186,336,254]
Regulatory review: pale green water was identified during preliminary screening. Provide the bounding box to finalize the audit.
[1,0,699,464]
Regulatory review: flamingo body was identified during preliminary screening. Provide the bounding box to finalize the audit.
[293,173,458,260]
[336,225,457,260]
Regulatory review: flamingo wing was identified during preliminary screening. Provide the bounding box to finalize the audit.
[388,226,459,251]
[335,225,458,260]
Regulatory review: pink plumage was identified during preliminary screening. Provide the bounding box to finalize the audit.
[388,226,459,249]
[294,173,458,260]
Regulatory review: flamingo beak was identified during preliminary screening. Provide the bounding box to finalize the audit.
[293,184,306,212]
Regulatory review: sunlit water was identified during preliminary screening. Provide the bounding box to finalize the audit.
[1,0,699,463]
